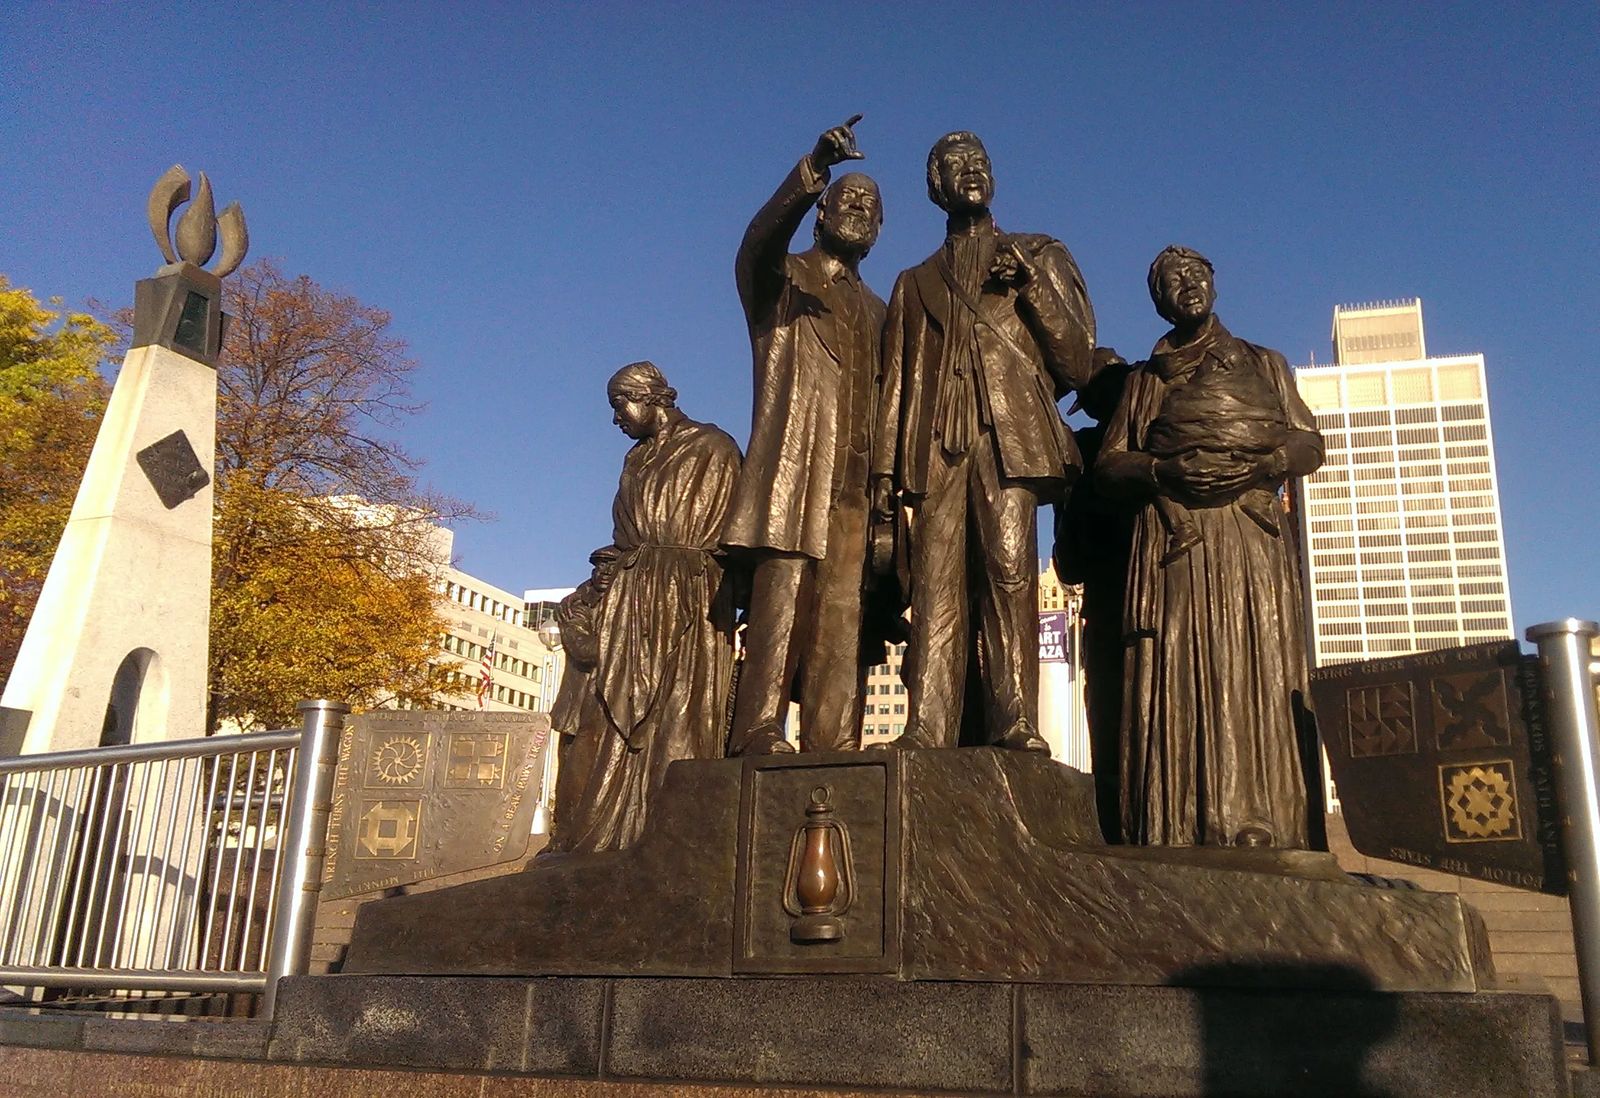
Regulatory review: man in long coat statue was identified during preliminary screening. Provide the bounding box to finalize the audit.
[723,116,887,756]
[873,131,1095,752]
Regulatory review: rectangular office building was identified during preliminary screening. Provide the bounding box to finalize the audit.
[1294,299,1514,666]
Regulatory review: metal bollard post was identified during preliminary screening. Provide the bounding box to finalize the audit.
[1527,619,1600,1063]
[259,699,347,1020]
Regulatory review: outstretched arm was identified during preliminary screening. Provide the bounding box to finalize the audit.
[734,116,865,323]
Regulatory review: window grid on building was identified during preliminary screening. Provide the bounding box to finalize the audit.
[1295,355,1514,670]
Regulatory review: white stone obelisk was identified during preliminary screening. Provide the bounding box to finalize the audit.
[2,342,218,752]
[1,166,247,753]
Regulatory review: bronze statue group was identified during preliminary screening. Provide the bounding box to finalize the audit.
[545,118,1324,858]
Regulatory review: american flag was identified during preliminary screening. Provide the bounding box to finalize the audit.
[477,632,497,710]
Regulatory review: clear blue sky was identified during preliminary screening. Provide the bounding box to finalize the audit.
[2,3,1595,633]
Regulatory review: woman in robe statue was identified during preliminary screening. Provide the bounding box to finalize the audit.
[1097,247,1324,848]
[544,361,741,854]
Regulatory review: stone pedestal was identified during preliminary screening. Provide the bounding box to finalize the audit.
[1,341,216,751]
[315,750,1565,1094]
[347,749,1492,992]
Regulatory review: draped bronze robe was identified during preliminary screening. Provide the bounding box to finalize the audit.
[550,417,741,853]
[1097,316,1323,847]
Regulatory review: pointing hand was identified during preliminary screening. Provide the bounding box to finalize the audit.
[811,114,866,173]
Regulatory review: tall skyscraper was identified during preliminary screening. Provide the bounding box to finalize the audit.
[1294,299,1514,667]
[1294,307,1580,1029]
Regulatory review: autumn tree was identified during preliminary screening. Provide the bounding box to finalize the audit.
[207,482,459,729]
[0,262,468,727]
[206,259,476,729]
[0,279,116,683]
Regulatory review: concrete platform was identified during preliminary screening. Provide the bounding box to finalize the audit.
[265,973,1570,1096]
[0,971,1580,1095]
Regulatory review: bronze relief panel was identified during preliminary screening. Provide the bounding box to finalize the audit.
[734,754,898,974]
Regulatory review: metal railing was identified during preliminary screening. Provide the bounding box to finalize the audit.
[0,699,345,1018]
[1528,620,1600,1062]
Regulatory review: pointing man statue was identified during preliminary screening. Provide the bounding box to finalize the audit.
[723,116,890,756]
[873,131,1095,752]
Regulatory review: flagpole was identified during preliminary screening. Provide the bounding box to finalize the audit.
[478,630,497,710]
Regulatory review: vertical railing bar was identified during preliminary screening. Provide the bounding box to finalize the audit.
[35,768,71,965]
[11,769,59,967]
[0,774,31,960]
[39,767,91,966]
[87,765,132,973]
[256,746,296,973]
[1528,619,1600,1065]
[14,774,45,954]
[107,759,154,971]
[161,756,203,971]
[0,774,26,962]
[58,765,106,960]
[58,761,106,967]
[199,752,240,971]
[186,752,222,970]
[124,758,171,969]
[11,771,48,966]
[78,762,126,967]
[219,751,260,970]
[137,757,183,972]
[102,759,153,969]
[239,748,276,970]
[261,701,346,1019]
[34,769,68,963]
[138,756,180,972]
[0,775,33,964]
[28,767,85,967]
[32,771,81,966]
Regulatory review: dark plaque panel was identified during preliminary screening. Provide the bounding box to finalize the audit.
[1311,641,1564,894]
[734,754,897,974]
[323,711,552,900]
[135,429,210,509]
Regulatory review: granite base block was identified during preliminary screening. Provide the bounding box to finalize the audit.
[268,974,605,1075]
[608,977,1013,1093]
[0,1011,84,1052]
[81,1016,270,1059]
[0,1009,270,1060]
[1021,982,1566,1097]
[262,974,1570,1097]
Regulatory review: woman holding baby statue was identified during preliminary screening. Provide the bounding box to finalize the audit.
[1097,246,1325,849]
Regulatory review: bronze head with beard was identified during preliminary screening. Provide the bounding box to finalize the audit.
[813,172,883,260]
